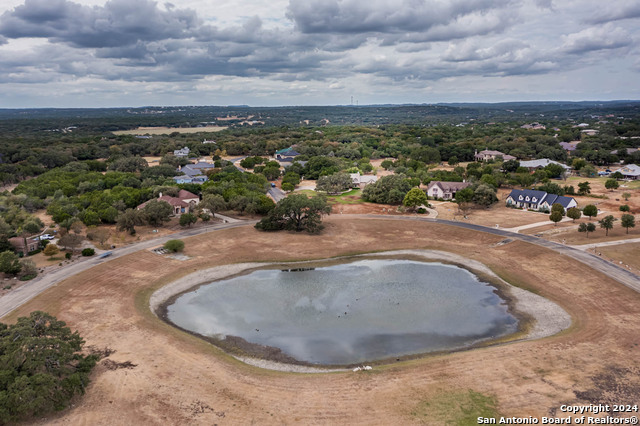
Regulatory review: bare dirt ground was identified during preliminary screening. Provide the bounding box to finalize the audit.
[142,156,162,166]
[5,217,640,425]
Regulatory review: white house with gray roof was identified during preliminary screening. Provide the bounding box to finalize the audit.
[173,147,190,157]
[506,189,577,212]
[613,164,640,180]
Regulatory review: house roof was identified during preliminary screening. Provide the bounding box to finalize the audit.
[427,181,471,192]
[177,189,198,199]
[180,162,217,176]
[475,150,516,161]
[543,194,575,208]
[615,164,640,176]
[507,189,548,203]
[610,148,639,155]
[350,173,378,184]
[519,159,571,170]
[276,148,300,156]
[559,141,580,151]
[157,196,189,207]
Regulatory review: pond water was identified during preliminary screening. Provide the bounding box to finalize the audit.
[166,259,518,365]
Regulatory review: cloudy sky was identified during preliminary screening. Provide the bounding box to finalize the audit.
[0,0,639,108]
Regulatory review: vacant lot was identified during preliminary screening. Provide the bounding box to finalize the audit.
[4,217,639,425]
[113,126,228,135]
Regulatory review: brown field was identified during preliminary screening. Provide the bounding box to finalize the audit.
[113,126,228,135]
[5,217,640,425]
[598,243,640,272]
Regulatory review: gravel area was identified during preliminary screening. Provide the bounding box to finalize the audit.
[149,250,572,372]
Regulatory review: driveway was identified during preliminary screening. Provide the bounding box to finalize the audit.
[268,187,286,202]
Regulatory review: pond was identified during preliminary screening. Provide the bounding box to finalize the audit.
[165,259,518,365]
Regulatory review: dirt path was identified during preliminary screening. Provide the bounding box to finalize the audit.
[4,217,640,425]
[571,236,640,250]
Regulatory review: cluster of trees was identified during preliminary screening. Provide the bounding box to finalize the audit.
[255,194,331,234]
[0,193,46,243]
[9,160,277,236]
[0,311,97,423]
[316,173,353,194]
[362,175,414,205]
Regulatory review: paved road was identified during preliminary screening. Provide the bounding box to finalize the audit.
[268,186,286,202]
[228,156,247,172]
[0,220,257,319]
[1,214,637,319]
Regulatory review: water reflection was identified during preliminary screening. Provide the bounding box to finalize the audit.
[167,259,518,365]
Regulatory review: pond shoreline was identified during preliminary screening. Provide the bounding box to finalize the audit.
[150,250,571,372]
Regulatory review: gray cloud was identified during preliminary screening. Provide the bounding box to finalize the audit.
[585,1,640,24]
[0,0,203,48]
[287,0,513,35]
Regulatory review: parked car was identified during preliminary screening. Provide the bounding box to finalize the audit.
[271,182,276,187]
[38,234,54,240]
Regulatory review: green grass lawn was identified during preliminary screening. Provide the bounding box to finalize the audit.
[294,188,365,205]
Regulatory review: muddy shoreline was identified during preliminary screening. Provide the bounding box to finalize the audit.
[150,250,571,372]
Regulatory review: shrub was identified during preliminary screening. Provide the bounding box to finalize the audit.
[81,248,95,256]
[619,205,630,212]
[65,252,72,259]
[164,239,185,252]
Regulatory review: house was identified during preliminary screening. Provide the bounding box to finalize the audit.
[559,141,580,153]
[610,148,639,156]
[349,173,378,189]
[613,164,640,180]
[172,175,208,184]
[427,181,471,200]
[136,190,200,215]
[474,149,516,162]
[518,159,572,172]
[173,147,190,157]
[581,129,599,136]
[521,123,546,130]
[9,236,39,256]
[180,162,217,177]
[506,189,577,212]
[275,147,301,162]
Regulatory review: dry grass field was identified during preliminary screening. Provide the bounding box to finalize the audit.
[598,242,640,272]
[113,126,228,135]
[5,217,640,425]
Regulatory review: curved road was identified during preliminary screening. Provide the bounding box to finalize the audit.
[0,219,257,319]
[1,215,637,319]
